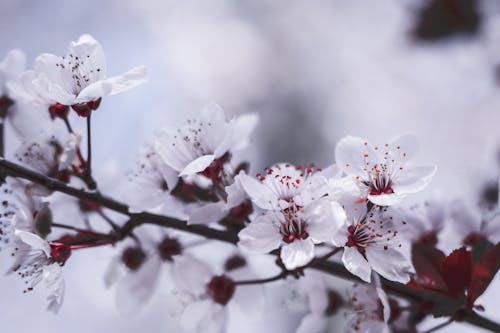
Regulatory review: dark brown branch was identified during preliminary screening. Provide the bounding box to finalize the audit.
[0,158,238,244]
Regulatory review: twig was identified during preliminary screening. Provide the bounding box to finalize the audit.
[421,319,453,333]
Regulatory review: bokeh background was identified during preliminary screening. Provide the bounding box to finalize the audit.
[1,0,500,332]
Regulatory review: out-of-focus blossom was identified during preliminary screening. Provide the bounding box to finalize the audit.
[104,230,182,316]
[335,134,436,206]
[10,230,68,313]
[11,34,147,117]
[0,49,26,98]
[395,198,446,244]
[238,163,346,270]
[345,281,390,333]
[154,102,258,177]
[450,198,500,245]
[331,204,412,283]
[171,255,236,333]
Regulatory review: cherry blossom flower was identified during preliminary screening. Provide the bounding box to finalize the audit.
[126,143,189,218]
[170,255,236,333]
[396,198,446,244]
[237,163,346,270]
[14,132,80,182]
[10,230,69,313]
[15,34,147,117]
[154,102,258,177]
[330,204,412,283]
[345,282,390,333]
[335,134,436,206]
[289,271,343,333]
[450,198,500,245]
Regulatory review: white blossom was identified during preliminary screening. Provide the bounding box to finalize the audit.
[12,34,146,111]
[155,102,258,177]
[0,49,26,97]
[330,203,412,283]
[335,134,436,206]
[10,230,65,313]
[238,163,346,270]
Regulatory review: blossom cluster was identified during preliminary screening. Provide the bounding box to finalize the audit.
[0,35,499,333]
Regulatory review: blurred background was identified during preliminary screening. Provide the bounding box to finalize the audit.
[1,0,500,332]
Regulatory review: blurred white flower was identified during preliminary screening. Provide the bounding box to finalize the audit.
[10,230,68,313]
[171,255,235,333]
[335,134,436,206]
[13,34,146,117]
[345,282,390,333]
[155,102,258,177]
[330,204,412,283]
[450,198,500,244]
[0,49,26,98]
[237,163,346,270]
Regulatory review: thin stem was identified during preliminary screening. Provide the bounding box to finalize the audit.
[84,114,95,188]
[63,117,74,133]
[422,319,453,333]
[234,272,287,286]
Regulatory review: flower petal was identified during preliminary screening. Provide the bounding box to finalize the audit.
[367,193,404,206]
[296,313,328,333]
[365,246,412,283]
[43,263,64,313]
[228,112,259,151]
[237,214,282,254]
[392,165,436,195]
[179,154,215,177]
[15,229,50,256]
[239,173,277,210]
[342,247,371,282]
[172,255,212,296]
[281,239,315,270]
[335,135,373,177]
[188,202,227,225]
[76,66,147,103]
[306,199,346,243]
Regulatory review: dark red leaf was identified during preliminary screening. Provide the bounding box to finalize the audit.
[410,242,448,292]
[468,242,500,305]
[440,247,472,297]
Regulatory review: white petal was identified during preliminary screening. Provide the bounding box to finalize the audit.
[76,66,147,103]
[180,299,213,332]
[116,255,162,316]
[14,229,50,256]
[281,239,315,270]
[226,171,247,208]
[237,214,282,254]
[392,165,437,195]
[70,34,106,76]
[367,193,404,206]
[228,112,259,151]
[103,256,123,288]
[389,134,419,162]
[306,199,347,243]
[172,255,212,295]
[296,313,328,333]
[335,135,373,177]
[43,263,64,313]
[180,154,215,177]
[342,247,371,282]
[32,71,75,105]
[365,246,411,283]
[0,49,26,82]
[239,173,277,210]
[188,202,227,225]
[373,274,391,323]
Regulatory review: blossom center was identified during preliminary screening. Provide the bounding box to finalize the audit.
[280,204,309,243]
[50,243,72,264]
[366,173,394,196]
[157,237,182,261]
[121,247,146,271]
[207,275,235,306]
